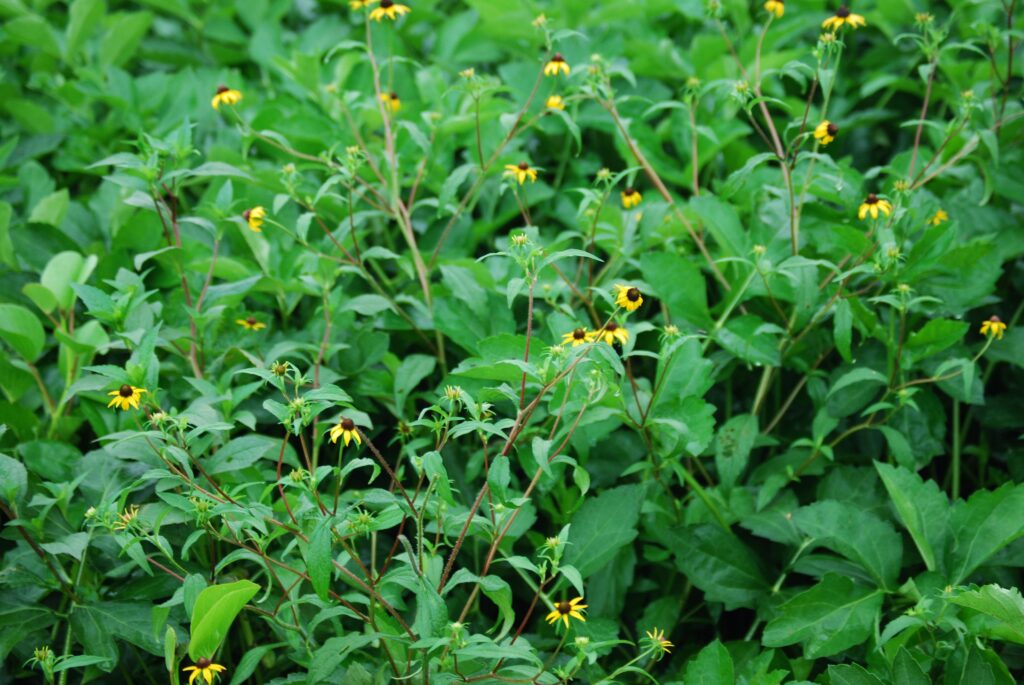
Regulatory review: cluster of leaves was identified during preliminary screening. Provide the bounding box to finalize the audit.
[1,0,1023,684]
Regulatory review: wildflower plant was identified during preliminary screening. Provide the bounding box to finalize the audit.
[0,1,1022,684]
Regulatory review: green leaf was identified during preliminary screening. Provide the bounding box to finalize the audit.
[892,648,931,685]
[715,315,782,366]
[834,298,853,362]
[640,252,710,327]
[413,576,448,639]
[0,201,13,267]
[565,484,642,578]
[763,574,884,659]
[826,664,886,685]
[948,584,1024,645]
[0,304,46,361]
[28,189,69,226]
[827,367,889,399]
[905,319,970,364]
[714,413,757,491]
[670,523,769,610]
[308,634,379,684]
[0,453,27,505]
[99,11,152,68]
[41,251,97,310]
[393,354,435,413]
[874,462,948,573]
[683,639,734,685]
[188,580,260,660]
[690,194,747,257]
[948,483,1024,584]
[65,0,106,61]
[305,519,334,602]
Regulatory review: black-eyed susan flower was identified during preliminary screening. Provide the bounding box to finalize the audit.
[504,161,538,185]
[561,328,593,347]
[211,85,242,110]
[980,315,1008,340]
[544,53,571,77]
[236,316,267,331]
[369,0,410,21]
[644,627,674,656]
[330,417,362,447]
[183,659,227,685]
[595,322,629,346]
[857,193,892,220]
[822,5,866,31]
[243,206,266,232]
[380,91,401,112]
[112,504,139,531]
[614,285,643,312]
[813,120,839,146]
[928,209,948,226]
[620,187,642,209]
[764,0,784,18]
[546,94,566,111]
[545,597,587,628]
[107,384,147,411]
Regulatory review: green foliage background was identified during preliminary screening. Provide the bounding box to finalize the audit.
[1,0,1023,683]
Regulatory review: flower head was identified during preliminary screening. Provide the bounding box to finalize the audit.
[544,53,571,77]
[928,209,948,226]
[980,316,1008,340]
[243,206,266,232]
[644,628,674,656]
[370,0,410,21]
[614,285,643,312]
[546,94,566,111]
[561,327,594,347]
[113,504,140,531]
[532,13,548,27]
[350,0,376,8]
[545,596,587,629]
[504,161,538,185]
[510,232,530,246]
[595,321,629,346]
[183,659,227,685]
[621,187,642,209]
[764,0,784,18]
[107,385,147,411]
[857,193,893,220]
[822,5,866,31]
[236,316,266,331]
[211,85,242,110]
[330,417,362,447]
[380,91,401,112]
[813,120,839,146]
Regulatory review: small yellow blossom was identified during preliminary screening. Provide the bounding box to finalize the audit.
[544,53,571,77]
[621,187,642,209]
[459,68,475,78]
[561,328,594,347]
[822,6,866,31]
[857,194,892,220]
[369,0,410,21]
[614,285,643,312]
[545,597,587,628]
[645,627,674,655]
[813,120,839,145]
[915,12,934,25]
[764,0,784,18]
[236,316,267,331]
[504,162,538,185]
[380,91,401,112]
[243,206,266,232]
[546,94,566,111]
[107,385,147,411]
[510,232,529,246]
[928,209,948,226]
[532,13,548,27]
[211,85,242,110]
[330,417,362,447]
[595,322,629,346]
[183,659,227,685]
[113,504,140,531]
[980,316,1008,340]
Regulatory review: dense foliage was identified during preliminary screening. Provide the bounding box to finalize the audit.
[1,0,1023,683]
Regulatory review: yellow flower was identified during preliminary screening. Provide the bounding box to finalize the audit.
[764,0,784,18]
[980,316,1008,340]
[546,95,566,111]
[112,504,140,531]
[236,316,267,331]
[645,627,674,655]
[595,322,629,346]
[532,13,548,27]
[620,187,642,209]
[330,417,362,447]
[614,285,643,312]
[544,53,571,77]
[107,385,147,411]
[822,5,866,31]
[211,85,242,110]
[561,328,594,347]
[545,596,587,628]
[380,91,401,112]
[350,0,376,8]
[504,162,538,185]
[857,194,893,220]
[928,209,948,226]
[183,659,227,685]
[459,68,475,78]
[243,206,266,232]
[813,120,838,146]
[369,0,410,21]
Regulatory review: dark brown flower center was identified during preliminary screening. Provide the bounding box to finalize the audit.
[626,287,640,301]
[390,91,398,99]
[990,315,1002,323]
[216,85,228,94]
[865,193,878,204]
[119,384,133,397]
[836,6,850,17]
[242,209,251,221]
[518,161,530,170]
[557,601,572,614]
[573,328,586,340]
[624,187,635,196]
[551,53,565,63]
[341,418,355,430]
[827,123,839,135]
[606,322,619,332]
[196,658,211,669]
[246,316,257,325]
[381,0,394,7]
